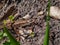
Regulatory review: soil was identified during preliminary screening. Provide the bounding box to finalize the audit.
[0,0,60,45]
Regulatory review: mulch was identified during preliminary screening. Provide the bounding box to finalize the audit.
[0,0,60,45]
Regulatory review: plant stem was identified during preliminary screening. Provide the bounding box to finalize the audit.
[43,0,50,45]
[3,26,20,45]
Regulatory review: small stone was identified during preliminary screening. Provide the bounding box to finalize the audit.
[27,30,32,34]
[50,6,60,19]
[23,30,28,35]
[23,35,27,37]
[22,14,31,19]
[24,29,32,34]
[19,30,24,35]
[38,11,43,15]
[20,36,25,40]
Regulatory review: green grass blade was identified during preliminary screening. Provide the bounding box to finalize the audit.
[0,31,3,40]
[3,41,10,45]
[3,26,20,45]
[43,0,50,45]
[43,21,50,45]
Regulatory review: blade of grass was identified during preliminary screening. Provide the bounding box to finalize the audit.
[43,0,50,45]
[0,31,3,40]
[3,41,10,45]
[3,26,20,45]
[3,15,20,45]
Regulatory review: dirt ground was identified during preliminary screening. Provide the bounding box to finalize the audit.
[0,0,60,45]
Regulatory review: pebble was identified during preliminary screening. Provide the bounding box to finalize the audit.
[20,36,25,40]
[23,35,28,37]
[26,30,32,34]
[38,11,43,15]
[24,29,32,34]
[50,6,60,19]
[22,14,31,19]
[19,30,24,35]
